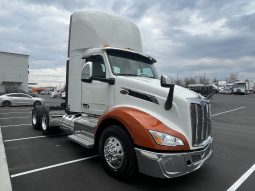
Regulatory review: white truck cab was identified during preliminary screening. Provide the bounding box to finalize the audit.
[32,11,213,179]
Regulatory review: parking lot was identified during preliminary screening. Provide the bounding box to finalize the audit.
[0,94,254,191]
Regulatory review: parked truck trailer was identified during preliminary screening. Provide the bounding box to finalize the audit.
[32,11,213,179]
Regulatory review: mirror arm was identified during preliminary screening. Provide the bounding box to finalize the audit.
[160,75,175,110]
[164,84,175,110]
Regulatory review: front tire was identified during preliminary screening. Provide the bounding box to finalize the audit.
[99,126,137,179]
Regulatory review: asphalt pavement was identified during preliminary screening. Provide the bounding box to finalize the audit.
[0,94,254,191]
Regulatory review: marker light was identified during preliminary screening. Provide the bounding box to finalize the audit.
[149,130,184,146]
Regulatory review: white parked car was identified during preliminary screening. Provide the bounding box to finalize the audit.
[0,93,45,107]
[51,92,58,98]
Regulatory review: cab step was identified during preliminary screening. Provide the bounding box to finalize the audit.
[68,134,94,148]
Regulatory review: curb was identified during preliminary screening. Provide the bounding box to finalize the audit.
[0,124,12,191]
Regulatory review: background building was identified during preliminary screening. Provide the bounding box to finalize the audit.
[0,51,29,94]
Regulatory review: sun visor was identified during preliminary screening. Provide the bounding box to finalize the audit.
[68,11,143,57]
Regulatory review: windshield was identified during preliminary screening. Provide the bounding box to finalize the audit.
[225,85,233,89]
[235,83,245,88]
[106,49,158,79]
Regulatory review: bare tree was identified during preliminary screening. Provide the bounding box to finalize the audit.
[212,77,218,84]
[228,73,237,83]
[198,76,210,85]
[184,77,197,86]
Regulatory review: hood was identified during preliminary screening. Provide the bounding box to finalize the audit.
[116,76,199,100]
[114,76,204,149]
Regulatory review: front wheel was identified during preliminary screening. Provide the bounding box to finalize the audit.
[99,126,137,179]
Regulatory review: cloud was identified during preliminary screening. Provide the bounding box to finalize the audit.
[29,66,66,87]
[0,0,255,87]
[175,13,231,36]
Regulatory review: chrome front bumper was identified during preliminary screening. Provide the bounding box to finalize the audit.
[135,139,213,178]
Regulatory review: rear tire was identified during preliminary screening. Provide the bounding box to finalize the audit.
[2,100,11,107]
[99,126,137,179]
[32,106,43,130]
[41,108,52,135]
[41,107,60,135]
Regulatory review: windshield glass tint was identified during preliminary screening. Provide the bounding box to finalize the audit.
[236,84,245,88]
[107,49,158,78]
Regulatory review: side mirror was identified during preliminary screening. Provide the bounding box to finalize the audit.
[81,62,93,82]
[160,75,174,87]
[160,75,175,110]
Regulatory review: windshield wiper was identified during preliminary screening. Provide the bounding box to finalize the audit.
[116,73,138,77]
[116,73,155,79]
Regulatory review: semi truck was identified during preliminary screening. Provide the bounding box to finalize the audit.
[233,81,254,95]
[187,84,217,98]
[222,83,234,94]
[32,11,213,179]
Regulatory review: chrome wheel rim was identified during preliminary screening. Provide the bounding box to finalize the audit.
[104,137,124,170]
[41,114,47,130]
[32,112,37,125]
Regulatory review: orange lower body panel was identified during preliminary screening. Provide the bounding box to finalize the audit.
[97,107,190,151]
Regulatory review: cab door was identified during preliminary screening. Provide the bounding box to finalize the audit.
[81,54,109,116]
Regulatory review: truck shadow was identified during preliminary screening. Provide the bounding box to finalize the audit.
[85,157,216,190]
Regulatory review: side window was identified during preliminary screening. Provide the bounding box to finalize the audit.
[19,94,30,98]
[8,94,19,97]
[90,55,106,78]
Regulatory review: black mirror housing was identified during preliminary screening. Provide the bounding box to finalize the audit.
[161,75,174,87]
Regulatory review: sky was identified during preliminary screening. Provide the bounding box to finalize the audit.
[0,0,255,87]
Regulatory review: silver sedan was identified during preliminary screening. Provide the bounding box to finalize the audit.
[0,93,45,107]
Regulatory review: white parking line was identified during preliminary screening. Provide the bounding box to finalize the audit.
[227,163,255,191]
[0,108,31,111]
[4,135,46,142]
[212,106,245,117]
[4,133,65,142]
[0,112,31,115]
[0,116,31,120]
[1,124,31,128]
[11,155,98,178]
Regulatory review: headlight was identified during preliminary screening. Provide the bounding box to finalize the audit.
[149,130,184,146]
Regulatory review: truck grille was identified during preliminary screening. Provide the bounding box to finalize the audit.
[190,103,211,146]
